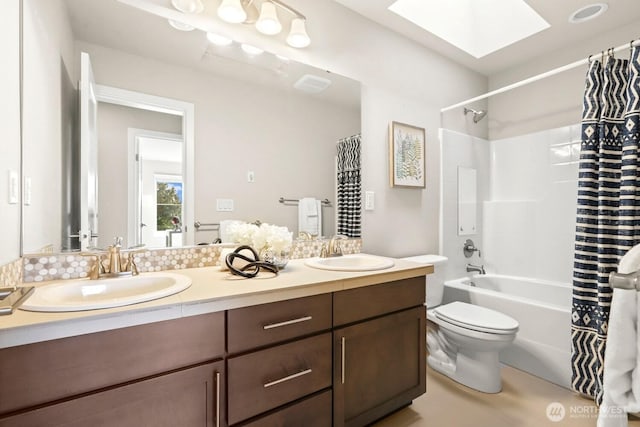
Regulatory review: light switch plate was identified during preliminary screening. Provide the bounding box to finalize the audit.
[247,170,255,183]
[8,170,18,204]
[365,191,375,211]
[24,176,32,206]
[216,198,234,212]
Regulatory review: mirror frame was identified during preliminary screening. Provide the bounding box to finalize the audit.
[94,84,195,247]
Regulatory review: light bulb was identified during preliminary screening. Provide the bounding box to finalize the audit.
[256,2,282,35]
[207,33,233,46]
[171,0,203,14]
[218,0,247,24]
[286,18,310,48]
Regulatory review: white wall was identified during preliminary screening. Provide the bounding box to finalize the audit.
[483,124,580,283]
[286,1,488,257]
[487,21,639,140]
[0,0,21,263]
[440,130,490,280]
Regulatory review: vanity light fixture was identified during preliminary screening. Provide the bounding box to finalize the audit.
[255,2,282,35]
[218,0,248,24]
[217,0,311,48]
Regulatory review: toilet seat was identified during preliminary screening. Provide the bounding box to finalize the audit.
[434,302,519,335]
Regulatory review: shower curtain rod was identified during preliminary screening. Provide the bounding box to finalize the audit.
[441,39,639,113]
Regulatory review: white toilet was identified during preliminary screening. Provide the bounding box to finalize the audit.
[402,254,519,393]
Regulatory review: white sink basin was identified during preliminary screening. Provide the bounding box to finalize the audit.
[304,254,395,272]
[20,272,191,312]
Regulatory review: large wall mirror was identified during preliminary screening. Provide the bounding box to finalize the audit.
[21,0,361,255]
[0,0,21,265]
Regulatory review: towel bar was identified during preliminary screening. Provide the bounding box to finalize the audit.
[609,271,640,290]
[279,197,331,206]
[194,221,220,232]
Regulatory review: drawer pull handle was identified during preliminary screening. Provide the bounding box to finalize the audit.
[263,316,313,330]
[263,368,312,388]
[341,336,346,384]
[215,371,221,427]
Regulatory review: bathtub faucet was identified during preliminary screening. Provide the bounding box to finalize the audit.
[466,263,486,275]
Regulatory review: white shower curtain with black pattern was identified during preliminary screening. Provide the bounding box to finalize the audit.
[572,46,640,404]
[336,134,361,238]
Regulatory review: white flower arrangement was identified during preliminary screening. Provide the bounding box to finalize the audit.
[226,222,293,253]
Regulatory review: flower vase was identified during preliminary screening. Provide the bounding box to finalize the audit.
[259,246,290,270]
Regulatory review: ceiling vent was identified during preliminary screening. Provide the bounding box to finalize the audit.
[294,74,332,93]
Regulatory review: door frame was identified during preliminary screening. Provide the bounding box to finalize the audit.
[94,84,195,246]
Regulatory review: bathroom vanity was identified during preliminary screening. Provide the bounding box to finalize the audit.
[0,259,431,427]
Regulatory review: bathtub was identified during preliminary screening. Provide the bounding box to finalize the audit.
[442,274,572,389]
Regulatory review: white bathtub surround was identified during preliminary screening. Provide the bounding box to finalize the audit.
[598,245,640,427]
[443,274,572,388]
[298,197,322,236]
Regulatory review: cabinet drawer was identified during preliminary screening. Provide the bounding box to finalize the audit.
[227,293,331,353]
[240,390,332,427]
[0,311,225,415]
[333,277,425,326]
[228,333,332,425]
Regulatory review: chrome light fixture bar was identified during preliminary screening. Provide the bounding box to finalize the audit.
[217,0,311,48]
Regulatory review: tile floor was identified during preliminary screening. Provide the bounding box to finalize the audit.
[373,365,640,427]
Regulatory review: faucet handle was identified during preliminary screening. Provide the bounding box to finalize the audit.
[113,237,123,248]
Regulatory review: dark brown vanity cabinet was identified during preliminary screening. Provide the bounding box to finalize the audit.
[0,311,226,427]
[226,293,333,425]
[0,275,426,427]
[332,278,426,427]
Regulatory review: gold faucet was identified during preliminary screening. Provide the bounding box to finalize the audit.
[320,235,348,258]
[81,237,142,279]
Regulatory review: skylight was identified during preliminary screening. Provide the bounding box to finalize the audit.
[388,0,550,58]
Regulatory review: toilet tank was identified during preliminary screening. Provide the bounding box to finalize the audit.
[401,254,448,309]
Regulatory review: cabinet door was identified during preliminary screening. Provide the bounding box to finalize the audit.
[333,306,426,427]
[0,361,226,427]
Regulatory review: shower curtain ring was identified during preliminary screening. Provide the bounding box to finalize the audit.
[588,54,594,64]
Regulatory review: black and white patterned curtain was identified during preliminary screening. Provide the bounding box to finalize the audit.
[572,46,640,403]
[336,134,361,238]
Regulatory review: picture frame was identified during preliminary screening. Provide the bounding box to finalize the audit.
[389,121,426,188]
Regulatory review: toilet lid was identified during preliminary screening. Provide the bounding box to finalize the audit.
[434,302,519,334]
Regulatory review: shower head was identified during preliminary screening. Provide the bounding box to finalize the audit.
[464,107,487,123]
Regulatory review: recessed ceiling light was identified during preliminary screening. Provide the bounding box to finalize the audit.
[569,3,608,24]
[240,43,264,55]
[388,0,550,58]
[206,32,233,46]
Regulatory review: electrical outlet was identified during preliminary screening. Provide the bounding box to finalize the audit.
[247,170,255,183]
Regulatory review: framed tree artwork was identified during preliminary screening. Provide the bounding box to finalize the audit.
[389,121,425,188]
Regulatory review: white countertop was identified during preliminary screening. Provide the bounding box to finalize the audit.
[0,257,433,349]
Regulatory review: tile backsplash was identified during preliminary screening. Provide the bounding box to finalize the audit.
[21,239,362,283]
[0,258,23,287]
